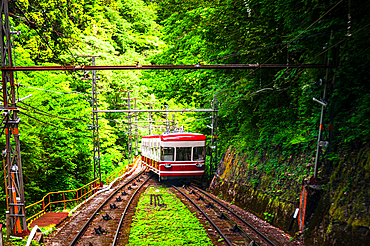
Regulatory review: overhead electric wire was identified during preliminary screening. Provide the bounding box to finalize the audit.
[217,0,344,97]
[219,21,370,111]
[18,101,86,122]
[19,111,87,133]
[100,118,123,123]
[17,105,86,122]
[12,1,77,65]
[18,84,89,97]
[249,0,344,74]
[206,32,327,62]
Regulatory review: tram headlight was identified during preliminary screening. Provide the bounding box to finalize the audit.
[196,162,203,168]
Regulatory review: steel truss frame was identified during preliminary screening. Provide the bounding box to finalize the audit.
[1,0,27,236]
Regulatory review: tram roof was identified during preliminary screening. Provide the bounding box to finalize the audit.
[142,133,206,141]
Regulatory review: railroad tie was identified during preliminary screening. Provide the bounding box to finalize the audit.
[248,241,257,246]
[94,225,106,235]
[102,213,112,221]
[157,194,166,207]
[230,224,240,232]
[218,212,227,220]
[205,202,213,208]
[110,203,118,209]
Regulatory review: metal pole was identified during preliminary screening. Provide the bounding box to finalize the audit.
[1,0,27,234]
[79,55,101,184]
[313,32,332,178]
[214,97,218,170]
[149,103,152,135]
[127,92,132,163]
[92,57,101,184]
[135,98,138,156]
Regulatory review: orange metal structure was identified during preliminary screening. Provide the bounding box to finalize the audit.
[25,156,141,228]
[25,179,100,226]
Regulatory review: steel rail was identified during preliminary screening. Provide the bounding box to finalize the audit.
[191,185,278,246]
[0,63,333,71]
[172,185,233,246]
[112,174,152,246]
[187,187,259,245]
[68,169,146,246]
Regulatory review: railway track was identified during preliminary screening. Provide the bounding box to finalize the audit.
[69,171,151,246]
[171,184,278,246]
[189,185,279,246]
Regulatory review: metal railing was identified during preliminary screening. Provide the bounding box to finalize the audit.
[25,179,100,226]
[106,156,140,185]
[25,156,141,227]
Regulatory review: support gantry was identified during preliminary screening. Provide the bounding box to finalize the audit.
[1,0,28,236]
[79,55,102,184]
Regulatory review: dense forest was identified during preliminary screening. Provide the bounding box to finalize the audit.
[1,0,369,244]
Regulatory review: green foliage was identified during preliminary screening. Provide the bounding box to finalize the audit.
[264,212,275,223]
[144,0,370,177]
[0,0,168,221]
[128,186,212,245]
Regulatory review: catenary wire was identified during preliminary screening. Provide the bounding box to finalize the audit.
[12,1,76,65]
[19,111,87,133]
[17,105,86,122]
[245,21,370,99]
[216,0,344,96]
[18,84,89,97]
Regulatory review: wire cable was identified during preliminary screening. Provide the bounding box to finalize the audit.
[18,84,89,97]
[216,0,344,97]
[18,101,86,121]
[206,32,327,63]
[11,1,74,65]
[17,105,86,122]
[19,111,87,133]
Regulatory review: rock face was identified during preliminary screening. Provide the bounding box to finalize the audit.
[209,146,370,245]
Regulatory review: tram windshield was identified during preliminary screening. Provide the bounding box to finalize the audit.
[161,147,174,161]
[193,146,205,161]
[176,147,192,161]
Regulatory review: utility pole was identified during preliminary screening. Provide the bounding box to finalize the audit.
[313,31,333,179]
[120,91,134,163]
[149,102,152,135]
[79,55,101,184]
[134,98,138,156]
[209,95,218,178]
[1,0,28,236]
[164,105,169,133]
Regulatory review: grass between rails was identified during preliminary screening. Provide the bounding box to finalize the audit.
[128,186,213,246]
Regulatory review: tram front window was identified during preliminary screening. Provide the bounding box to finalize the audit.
[193,146,205,161]
[161,147,174,161]
[176,147,192,161]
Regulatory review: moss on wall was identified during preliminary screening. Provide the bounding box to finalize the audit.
[209,145,370,245]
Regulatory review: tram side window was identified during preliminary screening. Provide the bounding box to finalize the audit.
[161,147,174,161]
[193,147,205,161]
[176,147,192,161]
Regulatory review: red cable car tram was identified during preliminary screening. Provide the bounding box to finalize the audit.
[141,133,206,180]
